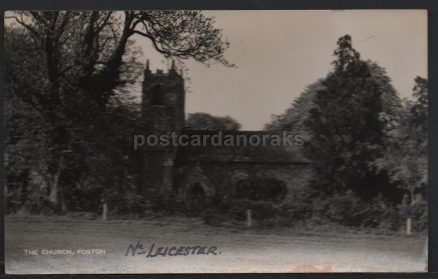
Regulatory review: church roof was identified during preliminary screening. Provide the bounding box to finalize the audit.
[175,130,310,164]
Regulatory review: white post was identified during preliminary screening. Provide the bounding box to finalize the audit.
[406,217,412,236]
[246,209,252,227]
[102,202,108,221]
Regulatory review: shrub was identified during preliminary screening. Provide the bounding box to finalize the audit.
[360,195,403,230]
[314,190,365,226]
[148,190,183,214]
[110,192,151,215]
[280,200,313,220]
[22,196,59,215]
[202,198,285,227]
[410,201,428,232]
[310,190,430,232]
[203,207,234,226]
[230,199,282,219]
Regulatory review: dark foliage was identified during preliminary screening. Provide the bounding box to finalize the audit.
[5,11,230,213]
[186,112,241,131]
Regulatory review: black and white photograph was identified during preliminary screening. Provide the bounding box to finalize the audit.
[3,10,428,273]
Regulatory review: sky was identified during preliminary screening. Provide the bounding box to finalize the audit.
[118,10,427,130]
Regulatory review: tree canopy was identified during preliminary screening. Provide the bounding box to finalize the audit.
[5,11,231,211]
[186,112,241,131]
[305,35,403,200]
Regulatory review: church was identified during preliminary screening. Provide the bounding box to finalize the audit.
[138,60,312,205]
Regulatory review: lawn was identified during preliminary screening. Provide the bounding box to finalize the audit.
[5,215,427,274]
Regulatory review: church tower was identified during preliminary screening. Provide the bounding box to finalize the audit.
[140,59,185,193]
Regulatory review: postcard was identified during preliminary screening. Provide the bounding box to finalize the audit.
[4,10,428,273]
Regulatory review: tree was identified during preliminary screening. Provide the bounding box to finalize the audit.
[264,80,324,132]
[5,11,231,208]
[411,76,428,136]
[186,113,241,131]
[375,77,428,205]
[4,28,54,211]
[304,35,401,200]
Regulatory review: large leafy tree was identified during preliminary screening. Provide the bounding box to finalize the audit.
[5,28,54,211]
[264,80,324,132]
[305,35,401,200]
[375,77,428,204]
[186,113,241,131]
[5,11,230,209]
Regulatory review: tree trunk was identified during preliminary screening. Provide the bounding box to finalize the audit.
[48,168,61,204]
[60,191,67,212]
[410,188,415,206]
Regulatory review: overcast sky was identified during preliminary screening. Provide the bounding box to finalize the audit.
[133,10,427,130]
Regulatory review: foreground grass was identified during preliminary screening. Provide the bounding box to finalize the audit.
[5,215,427,273]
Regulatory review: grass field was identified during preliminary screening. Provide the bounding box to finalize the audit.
[5,215,427,274]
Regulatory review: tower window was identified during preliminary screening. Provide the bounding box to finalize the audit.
[151,84,164,105]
